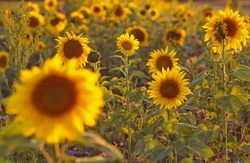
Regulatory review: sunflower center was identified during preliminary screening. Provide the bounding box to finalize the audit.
[93,6,101,13]
[150,11,156,16]
[48,1,54,7]
[121,41,132,50]
[29,16,39,28]
[224,18,237,37]
[156,56,173,71]
[130,29,145,43]
[167,31,181,41]
[160,80,179,98]
[115,5,123,17]
[0,55,7,68]
[32,75,77,117]
[50,17,60,26]
[63,40,83,59]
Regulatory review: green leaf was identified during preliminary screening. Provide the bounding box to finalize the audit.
[151,146,172,162]
[162,118,179,134]
[129,58,142,65]
[130,70,149,79]
[231,64,250,81]
[189,71,207,88]
[230,85,248,105]
[109,66,125,74]
[241,142,250,154]
[109,54,124,61]
[187,138,215,159]
[73,132,124,163]
[111,109,126,131]
[181,158,193,163]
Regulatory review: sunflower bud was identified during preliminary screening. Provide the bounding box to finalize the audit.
[87,51,100,63]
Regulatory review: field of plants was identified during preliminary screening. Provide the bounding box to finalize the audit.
[0,0,249,162]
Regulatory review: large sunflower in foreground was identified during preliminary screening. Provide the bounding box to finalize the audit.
[146,47,179,73]
[126,26,148,46]
[6,57,104,144]
[116,33,139,56]
[162,28,186,46]
[0,51,9,73]
[55,32,91,67]
[203,8,249,52]
[148,68,192,110]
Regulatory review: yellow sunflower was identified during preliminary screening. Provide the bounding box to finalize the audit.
[28,11,45,29]
[78,6,92,21]
[27,1,40,13]
[148,68,192,110]
[46,12,67,36]
[146,47,179,73]
[126,26,148,46]
[0,51,9,73]
[111,4,131,23]
[147,7,160,21]
[116,33,139,56]
[37,41,46,52]
[90,4,106,17]
[6,57,104,144]
[203,8,249,52]
[55,32,91,67]
[44,0,57,11]
[202,5,215,21]
[162,28,186,46]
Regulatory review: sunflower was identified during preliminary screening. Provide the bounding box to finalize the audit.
[28,11,45,29]
[146,47,179,73]
[126,26,148,46]
[147,7,160,21]
[90,4,106,17]
[27,1,40,13]
[111,4,131,23]
[203,8,249,53]
[116,33,139,56]
[78,6,92,20]
[37,41,46,52]
[46,12,67,36]
[148,68,192,110]
[44,0,57,11]
[6,57,104,144]
[162,28,186,46]
[202,5,214,21]
[70,11,84,24]
[0,51,9,73]
[55,32,91,67]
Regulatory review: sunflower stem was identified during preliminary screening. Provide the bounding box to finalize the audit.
[221,38,228,162]
[124,55,132,161]
[39,144,53,163]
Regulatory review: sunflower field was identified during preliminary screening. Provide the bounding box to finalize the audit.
[0,0,249,162]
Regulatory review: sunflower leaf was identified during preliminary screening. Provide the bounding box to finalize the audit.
[231,64,250,82]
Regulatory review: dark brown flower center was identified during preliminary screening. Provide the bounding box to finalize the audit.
[167,31,181,41]
[0,55,8,68]
[160,80,179,98]
[93,6,101,13]
[50,17,61,26]
[115,5,124,17]
[48,1,54,7]
[151,10,156,16]
[156,56,173,71]
[224,18,237,37]
[29,16,39,28]
[63,40,83,59]
[32,75,77,117]
[130,29,145,43]
[121,41,132,50]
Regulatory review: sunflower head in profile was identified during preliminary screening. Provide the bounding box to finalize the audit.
[6,57,104,144]
[28,11,45,29]
[126,26,148,47]
[0,51,9,73]
[148,68,192,110]
[46,12,67,35]
[116,33,139,56]
[162,28,186,46]
[44,0,57,11]
[203,8,249,53]
[55,31,91,67]
[146,47,179,73]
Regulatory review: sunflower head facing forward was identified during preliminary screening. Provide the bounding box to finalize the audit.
[126,26,148,47]
[6,57,104,144]
[116,33,139,56]
[55,31,91,67]
[146,47,179,73]
[148,68,192,110]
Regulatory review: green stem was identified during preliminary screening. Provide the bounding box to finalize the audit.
[221,39,228,162]
[124,55,132,161]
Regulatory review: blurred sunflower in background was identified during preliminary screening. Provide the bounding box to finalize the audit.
[90,3,106,18]
[203,8,249,53]
[46,12,67,36]
[202,5,215,21]
[6,57,104,144]
[27,1,40,13]
[147,7,160,21]
[111,4,131,23]
[0,51,9,73]
[148,68,192,110]
[44,0,58,11]
[28,11,45,29]
[55,32,91,67]
[146,47,179,73]
[163,28,186,46]
[126,26,148,46]
[116,33,139,56]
